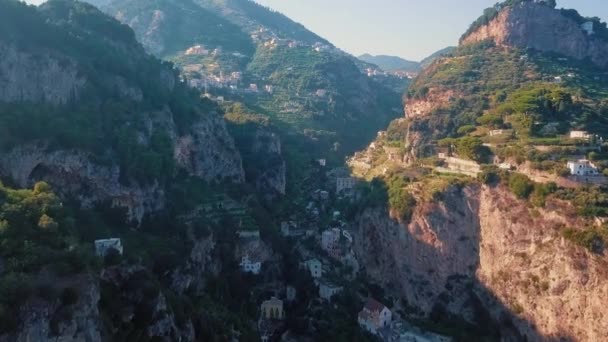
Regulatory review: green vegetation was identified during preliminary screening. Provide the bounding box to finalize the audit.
[0,181,97,333]
[387,176,416,221]
[105,0,255,58]
[562,227,608,253]
[0,0,227,185]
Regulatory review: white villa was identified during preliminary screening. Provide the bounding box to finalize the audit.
[240,255,262,275]
[567,159,599,176]
[336,177,357,193]
[318,281,343,301]
[358,298,392,335]
[261,297,284,320]
[94,238,123,257]
[569,130,592,140]
[303,258,322,278]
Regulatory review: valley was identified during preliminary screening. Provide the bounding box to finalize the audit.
[1,0,608,341]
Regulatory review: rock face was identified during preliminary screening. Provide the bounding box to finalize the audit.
[0,276,102,342]
[461,2,608,69]
[0,143,165,223]
[354,184,608,341]
[251,130,286,196]
[0,43,85,105]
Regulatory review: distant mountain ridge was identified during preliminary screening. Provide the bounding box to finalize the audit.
[357,53,420,72]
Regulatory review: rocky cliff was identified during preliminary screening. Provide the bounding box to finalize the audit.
[461,2,608,69]
[0,1,244,222]
[354,184,608,341]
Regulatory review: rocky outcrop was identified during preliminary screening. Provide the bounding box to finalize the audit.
[251,130,286,196]
[100,265,195,342]
[174,118,244,184]
[354,184,608,341]
[0,275,102,342]
[0,43,85,105]
[461,2,608,69]
[0,104,244,222]
[0,143,164,223]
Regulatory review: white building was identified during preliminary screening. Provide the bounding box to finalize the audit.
[185,44,209,56]
[567,159,599,176]
[303,258,322,278]
[95,238,123,257]
[489,129,504,137]
[264,85,274,94]
[358,298,392,335]
[317,159,327,167]
[237,230,260,239]
[240,255,262,274]
[336,177,357,193]
[569,130,592,140]
[260,297,284,320]
[582,21,594,35]
[321,228,341,251]
[318,281,343,301]
[249,84,259,92]
[315,89,327,97]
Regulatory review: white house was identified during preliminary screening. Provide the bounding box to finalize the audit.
[318,281,343,301]
[358,298,392,335]
[95,238,123,257]
[321,228,341,251]
[582,21,594,35]
[260,297,284,320]
[569,130,591,140]
[315,89,327,97]
[185,44,209,56]
[489,129,504,137]
[317,159,327,167]
[240,255,262,274]
[567,159,599,176]
[303,259,322,278]
[336,177,357,193]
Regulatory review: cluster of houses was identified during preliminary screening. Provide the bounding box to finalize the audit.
[321,227,353,261]
[364,67,417,80]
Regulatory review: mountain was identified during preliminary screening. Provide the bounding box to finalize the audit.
[357,53,420,72]
[0,0,244,222]
[346,1,608,340]
[419,46,456,69]
[0,1,271,340]
[94,0,402,193]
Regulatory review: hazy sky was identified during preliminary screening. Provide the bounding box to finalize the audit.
[24,0,608,61]
[253,0,608,60]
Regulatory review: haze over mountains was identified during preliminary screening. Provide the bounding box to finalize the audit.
[1,0,608,341]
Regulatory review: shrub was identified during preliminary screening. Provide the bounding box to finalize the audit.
[508,173,534,199]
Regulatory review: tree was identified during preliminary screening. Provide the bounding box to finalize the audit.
[38,214,58,230]
[508,173,534,199]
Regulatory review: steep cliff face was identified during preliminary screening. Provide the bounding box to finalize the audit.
[251,130,286,196]
[354,184,608,341]
[0,43,85,105]
[0,1,245,221]
[461,2,608,69]
[0,275,102,342]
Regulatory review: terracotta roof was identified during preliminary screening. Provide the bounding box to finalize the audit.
[364,298,386,313]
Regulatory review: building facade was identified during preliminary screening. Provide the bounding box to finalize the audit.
[567,159,599,176]
[94,238,123,257]
[240,255,262,274]
[261,297,284,320]
[358,298,392,335]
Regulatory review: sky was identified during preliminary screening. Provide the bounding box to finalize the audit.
[252,0,608,61]
[24,0,608,61]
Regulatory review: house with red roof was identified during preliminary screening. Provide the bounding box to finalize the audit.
[357,298,392,334]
